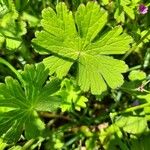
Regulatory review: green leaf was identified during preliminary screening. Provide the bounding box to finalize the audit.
[24,111,45,139]
[99,124,128,150]
[114,0,137,22]
[128,70,146,81]
[123,5,135,19]
[32,2,132,95]
[0,138,7,150]
[102,0,109,5]
[0,63,61,143]
[14,0,29,11]
[9,145,22,150]
[43,56,73,78]
[75,2,108,46]
[57,78,88,112]
[85,137,97,150]
[115,115,148,135]
[114,7,125,23]
[0,0,26,50]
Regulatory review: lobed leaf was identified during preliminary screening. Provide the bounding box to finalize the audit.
[32,2,132,95]
[0,63,61,143]
[57,78,88,112]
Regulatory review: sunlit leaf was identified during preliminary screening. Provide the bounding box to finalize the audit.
[32,2,132,95]
[0,63,61,143]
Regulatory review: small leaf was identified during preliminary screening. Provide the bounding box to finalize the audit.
[128,70,146,81]
[58,78,88,112]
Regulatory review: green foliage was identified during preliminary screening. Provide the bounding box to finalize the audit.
[99,124,128,150]
[0,63,61,143]
[115,114,148,134]
[128,70,146,81]
[1,0,150,149]
[0,138,7,150]
[14,0,29,12]
[58,78,88,112]
[114,0,140,22]
[32,2,132,95]
[131,134,150,150]
[0,0,26,50]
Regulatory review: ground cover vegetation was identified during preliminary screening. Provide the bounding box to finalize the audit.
[0,0,150,149]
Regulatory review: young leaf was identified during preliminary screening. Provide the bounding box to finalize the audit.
[57,78,88,112]
[32,2,132,95]
[128,70,146,81]
[0,63,61,143]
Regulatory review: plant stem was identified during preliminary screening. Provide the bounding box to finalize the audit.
[39,112,71,120]
[122,29,150,60]
[0,57,25,85]
[112,102,150,116]
[126,65,141,72]
[22,139,35,150]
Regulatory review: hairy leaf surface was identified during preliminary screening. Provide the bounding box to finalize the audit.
[0,63,61,143]
[32,2,132,94]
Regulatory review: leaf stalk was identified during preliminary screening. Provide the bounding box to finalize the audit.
[112,102,150,117]
[0,57,25,85]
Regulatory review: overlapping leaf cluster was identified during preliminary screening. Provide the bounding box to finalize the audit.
[0,0,26,50]
[1,1,150,149]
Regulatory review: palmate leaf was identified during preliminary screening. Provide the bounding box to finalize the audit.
[0,0,26,50]
[0,63,61,143]
[32,2,132,95]
[57,78,88,112]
